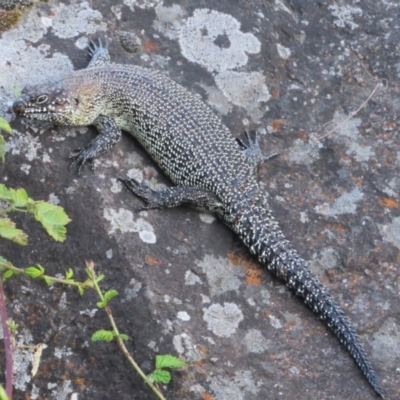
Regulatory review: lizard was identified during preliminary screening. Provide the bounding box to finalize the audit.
[12,39,384,397]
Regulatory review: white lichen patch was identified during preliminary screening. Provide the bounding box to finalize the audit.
[179,9,261,73]
[196,255,244,297]
[13,328,35,391]
[110,178,122,193]
[288,136,321,165]
[203,302,243,338]
[49,1,107,39]
[153,3,186,40]
[48,193,60,205]
[124,0,163,11]
[328,5,363,31]
[184,270,202,285]
[346,142,375,163]
[50,380,73,400]
[177,311,191,321]
[5,131,43,161]
[173,333,202,361]
[208,370,261,399]
[199,83,232,116]
[54,346,73,359]
[315,187,364,217]
[268,314,283,329]
[242,329,269,353]
[276,43,291,59]
[379,216,400,250]
[330,112,362,139]
[370,318,400,363]
[214,71,270,121]
[103,208,156,243]
[198,212,216,224]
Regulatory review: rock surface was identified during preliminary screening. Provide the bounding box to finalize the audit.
[0,1,399,399]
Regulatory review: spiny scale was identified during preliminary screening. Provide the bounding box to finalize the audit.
[12,40,384,397]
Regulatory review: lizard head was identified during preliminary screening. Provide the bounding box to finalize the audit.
[12,82,87,126]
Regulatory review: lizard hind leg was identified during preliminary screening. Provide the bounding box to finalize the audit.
[87,38,111,68]
[118,178,223,213]
[236,130,279,168]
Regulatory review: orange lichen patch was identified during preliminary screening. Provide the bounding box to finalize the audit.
[228,252,263,285]
[193,360,204,368]
[298,130,308,139]
[284,320,297,330]
[143,38,159,54]
[197,347,208,355]
[270,119,288,132]
[383,121,396,131]
[327,223,346,234]
[271,88,280,98]
[145,255,162,265]
[73,377,86,391]
[201,393,214,400]
[378,198,398,209]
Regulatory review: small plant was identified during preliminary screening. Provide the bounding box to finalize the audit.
[0,117,12,163]
[147,355,187,385]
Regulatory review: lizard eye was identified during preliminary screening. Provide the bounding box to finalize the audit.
[36,95,48,104]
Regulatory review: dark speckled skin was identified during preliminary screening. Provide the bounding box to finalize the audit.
[12,40,384,397]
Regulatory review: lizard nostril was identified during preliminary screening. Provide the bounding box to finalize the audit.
[12,100,25,115]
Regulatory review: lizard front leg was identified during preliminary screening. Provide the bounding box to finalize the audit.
[69,115,121,172]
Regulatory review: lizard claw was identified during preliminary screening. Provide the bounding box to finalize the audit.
[118,178,157,210]
[69,148,95,173]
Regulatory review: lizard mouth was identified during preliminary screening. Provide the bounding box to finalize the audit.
[12,100,57,121]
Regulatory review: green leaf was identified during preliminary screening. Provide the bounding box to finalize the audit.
[0,134,5,164]
[96,300,106,309]
[25,264,45,278]
[0,184,8,200]
[91,329,115,342]
[96,274,105,283]
[10,188,28,208]
[6,319,18,332]
[43,276,53,285]
[104,289,118,303]
[0,255,11,269]
[65,268,74,280]
[0,383,10,400]
[149,370,171,384]
[78,286,85,295]
[3,269,14,279]
[155,354,187,370]
[117,333,129,341]
[33,201,71,242]
[0,118,12,134]
[0,218,28,245]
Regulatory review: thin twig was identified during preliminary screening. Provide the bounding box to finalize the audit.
[317,80,384,141]
[0,277,13,399]
[87,262,167,400]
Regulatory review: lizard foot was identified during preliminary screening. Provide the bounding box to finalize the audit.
[237,130,279,166]
[69,147,95,173]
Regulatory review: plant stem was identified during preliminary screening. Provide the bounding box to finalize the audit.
[87,262,166,400]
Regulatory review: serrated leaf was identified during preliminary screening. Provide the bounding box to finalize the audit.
[91,329,115,342]
[10,188,28,208]
[33,202,71,242]
[3,269,14,279]
[65,268,74,280]
[104,289,118,303]
[0,118,12,134]
[25,265,45,278]
[117,333,129,341]
[43,276,53,285]
[155,354,187,370]
[0,218,28,245]
[96,274,104,283]
[96,301,106,309]
[0,184,8,199]
[151,369,171,384]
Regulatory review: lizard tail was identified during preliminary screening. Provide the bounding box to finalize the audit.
[231,199,384,397]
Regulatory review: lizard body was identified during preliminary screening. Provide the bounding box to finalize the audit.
[13,40,384,397]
